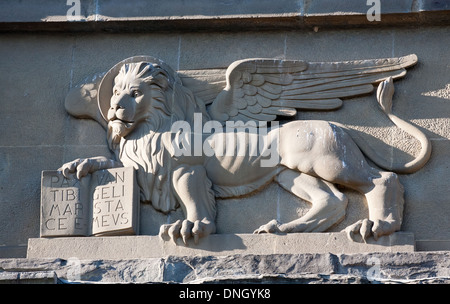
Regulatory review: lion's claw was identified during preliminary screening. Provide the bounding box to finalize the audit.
[253,219,281,234]
[168,220,182,244]
[159,218,215,245]
[344,219,377,242]
[180,219,194,245]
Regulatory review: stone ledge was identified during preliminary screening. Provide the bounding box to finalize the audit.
[0,0,449,32]
[27,232,414,260]
[2,251,450,284]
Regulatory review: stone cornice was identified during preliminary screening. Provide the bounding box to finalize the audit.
[0,0,449,32]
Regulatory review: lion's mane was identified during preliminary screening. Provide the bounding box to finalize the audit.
[108,62,211,213]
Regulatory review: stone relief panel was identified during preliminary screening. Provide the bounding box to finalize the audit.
[58,54,431,245]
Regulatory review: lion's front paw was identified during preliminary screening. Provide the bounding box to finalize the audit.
[253,219,281,234]
[58,158,93,180]
[344,218,400,242]
[159,218,216,245]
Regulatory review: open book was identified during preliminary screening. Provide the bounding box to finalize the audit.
[40,167,139,237]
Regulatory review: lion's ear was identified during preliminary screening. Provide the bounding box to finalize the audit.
[152,70,170,90]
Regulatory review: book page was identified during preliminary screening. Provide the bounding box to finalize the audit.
[40,171,91,237]
[90,167,139,236]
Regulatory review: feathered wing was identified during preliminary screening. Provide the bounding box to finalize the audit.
[65,72,108,129]
[178,69,227,106]
[207,54,418,124]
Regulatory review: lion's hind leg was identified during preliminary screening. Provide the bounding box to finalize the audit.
[254,170,348,234]
[344,171,404,241]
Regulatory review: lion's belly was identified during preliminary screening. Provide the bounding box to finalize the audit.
[203,151,280,198]
[205,154,278,185]
[201,128,279,185]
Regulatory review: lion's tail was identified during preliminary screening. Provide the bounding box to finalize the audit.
[339,77,432,174]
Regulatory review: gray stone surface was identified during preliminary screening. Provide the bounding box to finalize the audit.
[2,251,450,284]
[0,0,449,32]
[26,232,415,260]
[0,2,449,257]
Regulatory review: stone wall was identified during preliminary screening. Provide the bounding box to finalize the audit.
[1,0,450,257]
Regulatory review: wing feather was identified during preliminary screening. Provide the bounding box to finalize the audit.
[208,55,417,123]
[256,87,280,100]
[271,99,343,110]
[262,107,297,116]
[282,84,374,99]
[285,70,406,94]
[260,82,283,95]
[256,95,272,107]
[263,73,294,85]
[239,109,276,121]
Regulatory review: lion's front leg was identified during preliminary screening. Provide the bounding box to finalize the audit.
[59,156,123,179]
[159,165,217,245]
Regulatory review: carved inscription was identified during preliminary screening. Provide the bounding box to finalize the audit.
[40,167,139,237]
[40,171,90,237]
[91,168,139,236]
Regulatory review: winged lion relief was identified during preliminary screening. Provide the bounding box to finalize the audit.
[60,54,431,245]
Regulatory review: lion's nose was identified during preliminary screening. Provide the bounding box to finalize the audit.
[107,106,119,121]
[110,104,123,111]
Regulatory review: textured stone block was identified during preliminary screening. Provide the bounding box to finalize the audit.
[400,140,450,241]
[0,147,64,249]
[70,33,180,86]
[0,35,72,147]
[5,251,450,284]
[391,27,450,140]
[179,32,286,70]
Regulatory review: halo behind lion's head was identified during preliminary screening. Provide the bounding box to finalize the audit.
[97,55,182,122]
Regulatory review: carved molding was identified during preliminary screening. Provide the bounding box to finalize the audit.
[1,0,449,32]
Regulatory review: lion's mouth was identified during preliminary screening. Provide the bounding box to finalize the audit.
[116,118,134,124]
[109,119,134,138]
[110,118,134,126]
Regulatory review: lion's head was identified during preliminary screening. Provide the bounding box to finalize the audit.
[105,61,210,149]
[106,62,169,146]
[98,59,210,213]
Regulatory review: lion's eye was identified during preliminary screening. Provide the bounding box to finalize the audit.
[114,89,120,96]
[132,90,142,98]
